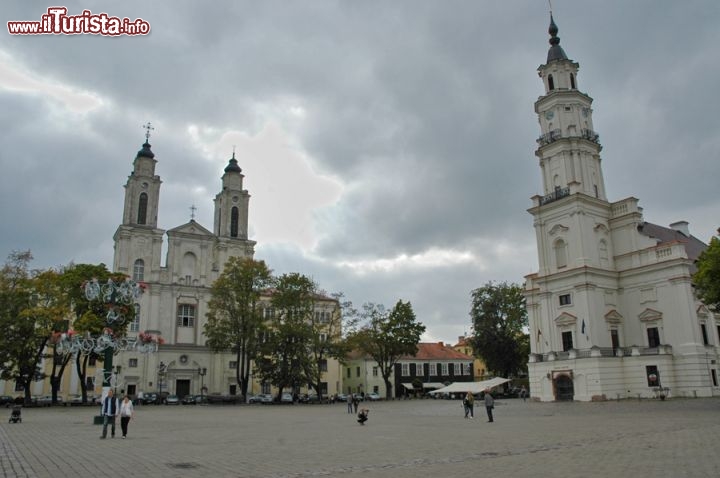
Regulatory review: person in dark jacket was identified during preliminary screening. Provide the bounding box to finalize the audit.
[484,389,495,422]
[357,408,369,425]
[100,389,120,438]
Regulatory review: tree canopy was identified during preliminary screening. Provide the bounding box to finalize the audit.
[347,300,425,399]
[204,257,273,399]
[469,281,529,379]
[694,233,720,309]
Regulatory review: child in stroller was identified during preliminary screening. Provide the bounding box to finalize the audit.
[9,405,21,423]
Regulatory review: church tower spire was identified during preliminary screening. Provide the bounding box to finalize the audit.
[213,150,251,241]
[113,125,165,280]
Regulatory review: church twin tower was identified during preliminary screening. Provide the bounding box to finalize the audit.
[112,135,255,397]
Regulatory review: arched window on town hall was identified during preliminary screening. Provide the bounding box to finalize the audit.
[554,239,568,269]
[137,193,148,225]
[133,259,145,282]
[548,74,555,91]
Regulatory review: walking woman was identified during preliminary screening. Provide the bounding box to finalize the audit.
[119,394,135,438]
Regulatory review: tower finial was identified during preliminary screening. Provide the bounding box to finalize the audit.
[190,204,197,220]
[232,144,236,159]
[546,12,567,62]
[142,122,154,143]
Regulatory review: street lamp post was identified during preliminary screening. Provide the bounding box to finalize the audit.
[198,367,207,402]
[158,361,166,397]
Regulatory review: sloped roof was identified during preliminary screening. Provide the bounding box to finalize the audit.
[166,220,214,237]
[401,342,474,361]
[638,222,707,262]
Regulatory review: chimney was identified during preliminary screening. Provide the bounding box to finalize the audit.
[438,341,444,347]
[669,221,690,237]
[458,335,465,342]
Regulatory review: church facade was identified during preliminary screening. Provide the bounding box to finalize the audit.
[113,139,342,400]
[524,17,717,401]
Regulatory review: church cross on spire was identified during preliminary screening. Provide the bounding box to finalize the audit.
[143,122,154,143]
[190,204,197,220]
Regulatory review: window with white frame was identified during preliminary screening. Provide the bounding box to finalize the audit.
[466,363,473,375]
[315,311,331,323]
[177,304,195,327]
[372,367,378,377]
[130,314,140,333]
[441,363,448,375]
[133,259,145,282]
[319,333,328,342]
[129,358,138,368]
[264,307,275,320]
[416,363,424,376]
[402,363,409,376]
[429,363,437,376]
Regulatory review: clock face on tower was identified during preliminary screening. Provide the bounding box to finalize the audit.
[545,110,554,120]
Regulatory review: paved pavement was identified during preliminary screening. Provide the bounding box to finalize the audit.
[1,397,719,478]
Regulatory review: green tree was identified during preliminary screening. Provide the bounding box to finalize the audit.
[469,281,529,380]
[694,232,720,309]
[0,252,70,405]
[204,257,273,399]
[255,273,315,400]
[347,300,425,399]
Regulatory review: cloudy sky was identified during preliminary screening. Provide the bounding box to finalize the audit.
[1,1,718,344]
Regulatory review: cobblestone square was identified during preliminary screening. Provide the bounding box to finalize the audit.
[2,398,719,477]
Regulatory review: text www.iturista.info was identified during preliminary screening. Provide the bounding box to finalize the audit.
[7,7,150,36]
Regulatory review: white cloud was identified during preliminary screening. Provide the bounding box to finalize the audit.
[0,48,103,114]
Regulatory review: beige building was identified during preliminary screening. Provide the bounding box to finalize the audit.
[525,16,717,401]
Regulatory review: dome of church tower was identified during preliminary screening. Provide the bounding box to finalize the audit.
[224,152,242,173]
[137,141,155,159]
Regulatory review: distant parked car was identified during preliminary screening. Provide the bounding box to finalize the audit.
[35,395,63,407]
[0,395,14,407]
[298,393,320,403]
[366,392,381,401]
[181,395,196,405]
[193,395,208,404]
[165,394,180,405]
[142,392,158,405]
[259,393,274,404]
[336,393,348,402]
[280,393,294,404]
[248,394,265,404]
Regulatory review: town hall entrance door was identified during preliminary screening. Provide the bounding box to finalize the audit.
[554,374,574,401]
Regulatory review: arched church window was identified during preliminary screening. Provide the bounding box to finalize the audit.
[554,239,568,269]
[133,259,145,282]
[137,193,148,225]
[570,73,576,89]
[230,207,239,238]
[182,252,196,282]
[548,74,555,91]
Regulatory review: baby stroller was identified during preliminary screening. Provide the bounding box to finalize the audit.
[9,405,22,423]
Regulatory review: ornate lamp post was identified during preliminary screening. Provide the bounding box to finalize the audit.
[53,277,161,423]
[158,361,167,396]
[198,367,207,402]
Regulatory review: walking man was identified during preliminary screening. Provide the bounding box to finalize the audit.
[100,389,120,439]
[484,389,495,422]
[347,393,353,414]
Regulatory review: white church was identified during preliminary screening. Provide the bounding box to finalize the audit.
[524,16,717,401]
[112,138,341,400]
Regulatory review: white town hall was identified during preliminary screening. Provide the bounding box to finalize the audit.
[524,16,717,401]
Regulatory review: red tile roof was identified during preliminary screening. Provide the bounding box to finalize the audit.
[401,342,474,360]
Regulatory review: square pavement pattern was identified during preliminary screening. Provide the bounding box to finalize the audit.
[2,398,720,477]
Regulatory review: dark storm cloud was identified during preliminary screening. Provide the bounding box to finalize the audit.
[1,1,718,341]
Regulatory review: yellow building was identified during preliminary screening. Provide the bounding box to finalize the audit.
[452,335,488,380]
